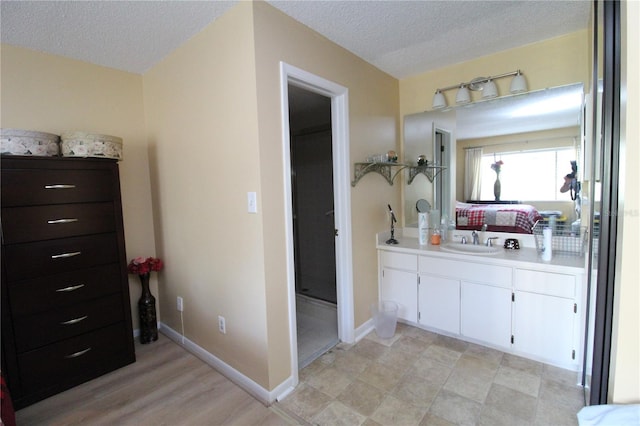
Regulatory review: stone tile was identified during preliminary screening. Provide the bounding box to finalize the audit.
[365,330,403,347]
[428,389,483,426]
[501,353,543,376]
[352,338,390,361]
[307,366,354,398]
[357,361,404,392]
[484,383,537,423]
[278,383,332,422]
[408,357,452,386]
[419,413,456,426]
[435,334,469,352]
[377,345,420,372]
[299,358,328,382]
[333,350,372,377]
[371,395,429,426]
[392,335,431,356]
[478,405,533,426]
[464,342,504,367]
[494,365,541,397]
[454,353,500,377]
[402,327,439,345]
[443,367,493,403]
[393,374,440,408]
[543,364,581,387]
[538,377,585,412]
[535,397,580,426]
[336,380,386,417]
[422,344,462,368]
[361,418,383,426]
[312,401,367,426]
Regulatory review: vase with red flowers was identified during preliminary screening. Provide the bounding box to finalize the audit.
[128,256,164,344]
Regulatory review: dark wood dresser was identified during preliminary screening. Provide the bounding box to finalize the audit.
[1,156,135,409]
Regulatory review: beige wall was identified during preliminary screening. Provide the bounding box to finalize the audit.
[142,2,271,386]
[251,1,399,387]
[142,1,399,390]
[0,44,157,331]
[609,0,640,403]
[400,30,589,118]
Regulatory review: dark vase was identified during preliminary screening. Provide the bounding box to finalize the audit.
[494,172,501,201]
[138,273,158,344]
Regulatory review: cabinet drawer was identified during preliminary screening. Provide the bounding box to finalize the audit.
[2,202,116,244]
[8,264,123,315]
[419,256,511,288]
[514,269,575,298]
[1,169,115,207]
[17,323,133,393]
[380,251,417,271]
[4,234,120,281]
[13,294,124,352]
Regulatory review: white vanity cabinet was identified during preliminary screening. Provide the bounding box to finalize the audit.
[419,256,512,347]
[379,251,418,322]
[512,269,580,366]
[377,238,585,370]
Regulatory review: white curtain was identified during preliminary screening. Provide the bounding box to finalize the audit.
[464,147,483,201]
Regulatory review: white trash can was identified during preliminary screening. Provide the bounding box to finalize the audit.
[371,301,398,338]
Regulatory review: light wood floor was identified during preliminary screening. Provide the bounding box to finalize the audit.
[16,334,297,426]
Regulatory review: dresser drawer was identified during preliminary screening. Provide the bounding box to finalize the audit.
[13,294,124,352]
[2,202,116,244]
[3,234,120,281]
[1,169,115,207]
[17,323,133,393]
[7,264,123,316]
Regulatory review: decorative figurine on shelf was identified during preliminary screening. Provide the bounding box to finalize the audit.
[387,150,398,163]
[386,204,399,245]
[128,256,164,344]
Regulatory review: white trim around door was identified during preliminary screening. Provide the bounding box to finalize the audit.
[278,62,354,397]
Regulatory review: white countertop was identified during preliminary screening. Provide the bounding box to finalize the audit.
[376,231,586,274]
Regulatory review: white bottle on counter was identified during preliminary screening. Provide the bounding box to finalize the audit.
[541,227,553,261]
[419,212,429,245]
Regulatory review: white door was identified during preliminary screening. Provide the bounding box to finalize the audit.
[419,274,460,334]
[461,281,511,349]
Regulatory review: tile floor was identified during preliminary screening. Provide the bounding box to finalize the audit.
[278,322,585,426]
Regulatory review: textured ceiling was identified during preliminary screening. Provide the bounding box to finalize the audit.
[1,0,591,78]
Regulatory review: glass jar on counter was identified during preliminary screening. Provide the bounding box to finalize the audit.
[430,228,441,245]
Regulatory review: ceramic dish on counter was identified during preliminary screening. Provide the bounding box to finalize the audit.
[1,129,60,156]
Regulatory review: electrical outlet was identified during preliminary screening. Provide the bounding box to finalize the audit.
[218,315,226,334]
[177,296,183,312]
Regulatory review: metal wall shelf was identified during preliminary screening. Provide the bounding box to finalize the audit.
[351,162,446,186]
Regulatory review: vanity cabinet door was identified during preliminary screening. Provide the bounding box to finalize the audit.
[460,281,512,349]
[512,290,576,366]
[381,268,418,322]
[418,274,460,334]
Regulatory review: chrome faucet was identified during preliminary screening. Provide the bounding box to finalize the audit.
[472,224,488,245]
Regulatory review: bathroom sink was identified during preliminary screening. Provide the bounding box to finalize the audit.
[440,244,502,255]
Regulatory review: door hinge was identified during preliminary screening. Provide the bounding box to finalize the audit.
[382,270,385,278]
[512,292,515,302]
[574,303,577,313]
[511,335,514,344]
[418,276,421,285]
[418,312,421,320]
[572,350,576,360]
[334,228,339,237]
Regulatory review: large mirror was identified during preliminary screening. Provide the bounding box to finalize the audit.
[403,83,585,234]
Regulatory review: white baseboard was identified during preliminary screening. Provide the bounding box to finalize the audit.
[159,322,290,406]
[354,317,375,342]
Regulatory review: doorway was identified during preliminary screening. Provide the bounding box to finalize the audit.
[280,62,354,388]
[433,127,453,226]
[288,85,338,368]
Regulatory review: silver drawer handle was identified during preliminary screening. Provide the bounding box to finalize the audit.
[47,218,79,224]
[55,284,85,293]
[44,184,76,189]
[51,251,82,259]
[64,347,92,359]
[60,315,88,325]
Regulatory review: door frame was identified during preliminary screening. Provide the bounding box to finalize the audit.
[279,62,354,387]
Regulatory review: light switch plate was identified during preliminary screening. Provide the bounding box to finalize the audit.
[248,192,257,213]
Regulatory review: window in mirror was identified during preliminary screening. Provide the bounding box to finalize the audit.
[478,148,577,201]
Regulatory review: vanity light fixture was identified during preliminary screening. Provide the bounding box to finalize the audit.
[431,69,527,109]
